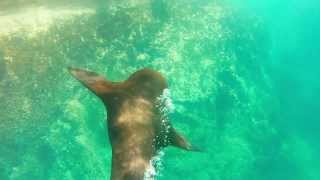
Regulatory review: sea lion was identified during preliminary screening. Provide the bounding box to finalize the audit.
[68,67,198,180]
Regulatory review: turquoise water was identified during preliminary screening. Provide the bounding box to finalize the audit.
[0,0,319,179]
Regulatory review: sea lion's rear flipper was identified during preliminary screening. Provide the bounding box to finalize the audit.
[169,127,201,152]
[68,67,116,97]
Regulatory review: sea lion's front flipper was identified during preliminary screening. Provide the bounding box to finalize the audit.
[68,67,116,97]
[169,127,201,152]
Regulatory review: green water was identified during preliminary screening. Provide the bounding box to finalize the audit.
[0,0,319,179]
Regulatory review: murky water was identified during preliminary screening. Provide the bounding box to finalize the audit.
[0,0,319,179]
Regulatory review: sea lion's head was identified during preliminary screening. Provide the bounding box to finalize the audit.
[126,68,167,100]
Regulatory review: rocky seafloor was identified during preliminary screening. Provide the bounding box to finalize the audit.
[0,1,316,180]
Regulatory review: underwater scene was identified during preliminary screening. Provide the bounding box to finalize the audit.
[0,0,319,179]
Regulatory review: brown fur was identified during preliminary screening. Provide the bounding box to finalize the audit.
[68,67,196,180]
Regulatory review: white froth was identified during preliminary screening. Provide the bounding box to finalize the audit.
[144,89,175,179]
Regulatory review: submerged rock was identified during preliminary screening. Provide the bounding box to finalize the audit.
[0,1,278,180]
